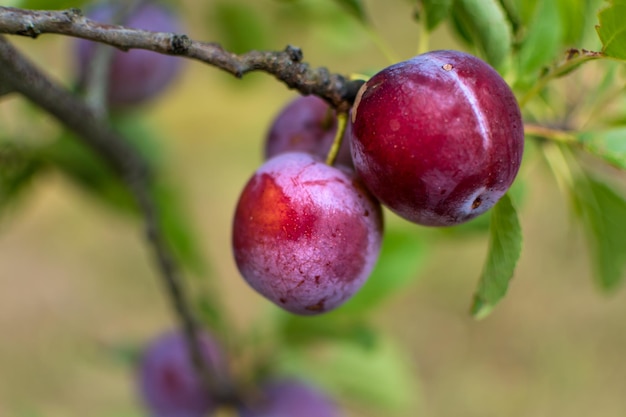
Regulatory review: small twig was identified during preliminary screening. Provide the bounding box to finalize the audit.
[524,123,577,144]
[519,49,604,108]
[0,6,363,112]
[0,34,232,402]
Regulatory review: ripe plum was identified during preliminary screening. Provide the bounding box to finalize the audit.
[137,329,223,417]
[232,152,382,315]
[350,50,524,226]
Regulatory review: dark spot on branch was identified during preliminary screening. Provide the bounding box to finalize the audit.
[170,34,190,55]
[285,45,303,62]
[16,25,39,38]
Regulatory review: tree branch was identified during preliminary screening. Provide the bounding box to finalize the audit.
[0,6,364,112]
[0,34,233,403]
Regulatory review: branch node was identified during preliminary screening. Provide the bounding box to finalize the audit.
[17,23,39,38]
[285,44,303,62]
[170,34,191,55]
[64,8,83,20]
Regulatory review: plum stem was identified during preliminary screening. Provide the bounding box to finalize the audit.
[0,6,363,112]
[326,112,349,166]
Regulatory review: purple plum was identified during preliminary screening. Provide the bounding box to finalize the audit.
[350,50,524,226]
[232,152,383,315]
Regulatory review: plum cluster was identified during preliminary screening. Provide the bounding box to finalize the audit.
[232,50,524,314]
[137,329,340,417]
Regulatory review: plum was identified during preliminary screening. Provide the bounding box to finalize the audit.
[232,152,383,315]
[239,378,340,417]
[137,329,223,417]
[350,50,524,226]
[265,95,353,168]
[75,2,184,107]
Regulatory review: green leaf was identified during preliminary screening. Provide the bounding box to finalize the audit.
[596,0,626,60]
[572,175,626,290]
[511,0,539,24]
[20,0,91,9]
[497,0,522,35]
[331,0,369,24]
[517,0,562,78]
[278,311,376,349]
[451,0,513,71]
[338,227,427,314]
[0,142,41,214]
[42,132,135,212]
[212,2,271,54]
[556,0,587,45]
[279,338,421,412]
[419,0,453,31]
[471,194,522,319]
[578,128,626,169]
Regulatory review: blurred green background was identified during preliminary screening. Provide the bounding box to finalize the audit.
[2,0,626,416]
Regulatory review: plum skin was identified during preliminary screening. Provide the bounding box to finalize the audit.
[75,2,184,107]
[137,329,223,417]
[350,50,524,226]
[239,378,341,417]
[232,152,383,315]
[265,95,353,168]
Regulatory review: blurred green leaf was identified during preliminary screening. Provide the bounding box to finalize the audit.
[556,0,586,45]
[451,0,512,71]
[497,0,522,35]
[0,142,41,214]
[578,128,626,169]
[596,0,626,60]
[212,2,271,54]
[279,311,376,349]
[471,194,522,319]
[339,227,427,314]
[418,0,452,30]
[20,0,91,9]
[111,114,165,171]
[511,0,539,24]
[517,0,562,78]
[572,175,626,290]
[449,7,474,45]
[42,132,135,212]
[152,180,208,276]
[279,338,420,412]
[332,0,369,24]
[43,129,206,275]
[311,8,364,53]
